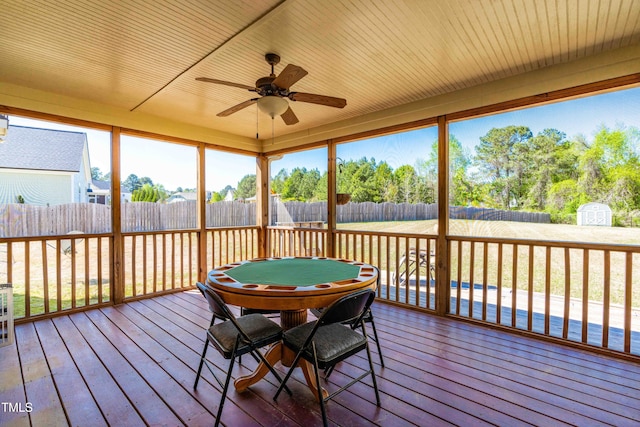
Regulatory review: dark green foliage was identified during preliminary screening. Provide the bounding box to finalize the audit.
[235,174,256,200]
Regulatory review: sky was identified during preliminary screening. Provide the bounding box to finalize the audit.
[8,86,640,192]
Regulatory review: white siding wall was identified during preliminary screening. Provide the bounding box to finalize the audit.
[0,170,74,206]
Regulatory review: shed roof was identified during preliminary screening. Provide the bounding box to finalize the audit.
[0,125,87,172]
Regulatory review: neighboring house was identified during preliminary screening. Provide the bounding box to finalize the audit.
[0,125,92,206]
[88,179,132,204]
[167,191,197,204]
[167,191,211,203]
[88,179,111,205]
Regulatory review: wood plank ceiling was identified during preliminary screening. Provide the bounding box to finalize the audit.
[1,0,639,143]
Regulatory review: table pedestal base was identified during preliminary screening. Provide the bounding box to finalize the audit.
[234,309,328,400]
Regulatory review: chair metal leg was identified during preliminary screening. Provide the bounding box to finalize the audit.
[366,311,385,367]
[312,343,329,427]
[214,340,239,427]
[274,346,305,401]
[363,328,381,406]
[194,338,209,389]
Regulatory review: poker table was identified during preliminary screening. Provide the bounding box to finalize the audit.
[207,256,378,397]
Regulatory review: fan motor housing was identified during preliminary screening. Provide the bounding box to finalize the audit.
[256,76,282,96]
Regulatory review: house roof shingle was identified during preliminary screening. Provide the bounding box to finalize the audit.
[0,125,87,172]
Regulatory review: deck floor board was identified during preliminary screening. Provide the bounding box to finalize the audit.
[2,290,640,426]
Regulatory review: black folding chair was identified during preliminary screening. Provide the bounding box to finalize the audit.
[310,266,385,375]
[194,282,291,427]
[274,288,381,427]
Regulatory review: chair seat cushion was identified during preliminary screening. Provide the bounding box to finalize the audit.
[209,314,282,358]
[283,321,367,367]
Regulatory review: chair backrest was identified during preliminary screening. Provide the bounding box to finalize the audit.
[317,288,375,328]
[196,282,235,321]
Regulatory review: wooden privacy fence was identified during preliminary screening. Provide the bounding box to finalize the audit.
[1,200,549,237]
[0,201,256,237]
[272,200,550,224]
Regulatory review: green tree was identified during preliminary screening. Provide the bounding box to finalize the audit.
[313,172,328,201]
[579,125,640,211]
[426,135,474,206]
[281,167,321,201]
[122,174,142,192]
[131,183,161,202]
[91,167,105,181]
[235,174,256,200]
[210,192,224,203]
[373,162,394,202]
[523,129,570,210]
[271,169,289,195]
[475,126,533,209]
[393,165,418,203]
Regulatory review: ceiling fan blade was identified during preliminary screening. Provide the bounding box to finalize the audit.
[272,64,308,89]
[216,99,257,117]
[289,92,347,108]
[281,106,299,125]
[196,77,255,91]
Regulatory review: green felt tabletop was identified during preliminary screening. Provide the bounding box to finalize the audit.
[225,258,361,286]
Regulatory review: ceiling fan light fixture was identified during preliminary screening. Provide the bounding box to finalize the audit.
[257,96,288,118]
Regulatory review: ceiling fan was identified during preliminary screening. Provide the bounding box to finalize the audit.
[196,53,347,125]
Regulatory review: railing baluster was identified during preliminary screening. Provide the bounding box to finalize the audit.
[153,234,159,293]
[56,240,62,312]
[563,247,571,339]
[70,239,77,308]
[131,236,137,297]
[85,238,90,307]
[142,235,148,296]
[511,244,518,327]
[527,245,534,330]
[404,236,410,304]
[544,246,551,335]
[603,250,611,348]
[394,236,400,303]
[468,241,475,318]
[456,241,462,315]
[162,234,167,291]
[415,238,421,308]
[496,243,503,325]
[582,249,589,343]
[625,252,633,353]
[483,242,489,321]
[42,240,49,314]
[97,237,103,304]
[171,233,176,289]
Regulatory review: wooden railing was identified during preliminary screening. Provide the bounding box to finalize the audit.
[268,226,328,257]
[122,230,198,299]
[448,236,640,355]
[334,230,438,311]
[1,226,260,321]
[267,226,438,310]
[205,226,259,269]
[121,226,259,300]
[0,234,112,319]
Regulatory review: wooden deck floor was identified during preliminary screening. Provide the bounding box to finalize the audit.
[2,290,640,427]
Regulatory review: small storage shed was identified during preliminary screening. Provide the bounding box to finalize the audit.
[577,202,612,226]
